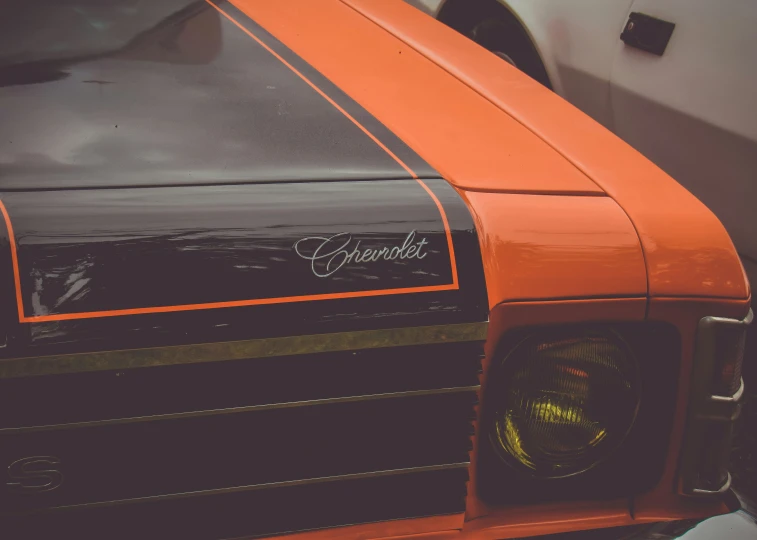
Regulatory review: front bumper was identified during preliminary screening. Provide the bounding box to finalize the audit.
[535,492,757,540]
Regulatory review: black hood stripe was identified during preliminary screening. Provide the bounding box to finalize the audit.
[205,0,439,180]
[207,0,419,178]
[0,1,463,323]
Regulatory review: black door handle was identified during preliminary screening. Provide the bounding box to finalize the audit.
[620,12,675,56]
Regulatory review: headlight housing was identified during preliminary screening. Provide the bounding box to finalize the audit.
[477,322,681,505]
[489,330,641,478]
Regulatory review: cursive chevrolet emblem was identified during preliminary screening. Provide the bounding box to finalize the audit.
[294,231,429,278]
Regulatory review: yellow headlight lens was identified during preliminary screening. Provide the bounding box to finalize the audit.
[491,330,640,478]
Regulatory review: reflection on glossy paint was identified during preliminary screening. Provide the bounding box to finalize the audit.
[3,181,455,319]
[0,179,488,353]
[0,0,431,190]
[461,191,648,307]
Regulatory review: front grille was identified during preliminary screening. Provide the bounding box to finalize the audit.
[0,335,483,539]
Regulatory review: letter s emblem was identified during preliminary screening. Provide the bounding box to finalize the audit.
[7,456,63,493]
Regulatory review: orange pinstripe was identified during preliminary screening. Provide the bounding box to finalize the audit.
[0,1,460,323]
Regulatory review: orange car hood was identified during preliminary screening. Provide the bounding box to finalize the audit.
[222,0,748,301]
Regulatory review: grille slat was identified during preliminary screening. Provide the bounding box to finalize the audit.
[4,468,471,540]
[1,391,477,510]
[0,341,482,429]
[1,339,483,539]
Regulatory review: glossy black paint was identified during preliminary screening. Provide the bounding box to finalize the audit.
[4,468,471,540]
[1,392,476,511]
[0,341,482,538]
[0,0,488,357]
[6,181,452,315]
[0,179,487,355]
[0,0,435,190]
[0,1,489,537]
[0,341,483,429]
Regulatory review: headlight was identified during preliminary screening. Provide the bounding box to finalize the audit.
[490,329,641,478]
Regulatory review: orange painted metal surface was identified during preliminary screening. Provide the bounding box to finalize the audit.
[342,0,749,301]
[225,0,601,196]
[460,501,634,540]
[459,192,647,308]
[265,514,463,540]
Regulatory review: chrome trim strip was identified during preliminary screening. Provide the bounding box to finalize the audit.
[701,309,754,327]
[678,308,752,496]
[0,321,488,379]
[0,385,480,434]
[4,462,470,516]
[691,472,732,497]
[710,377,745,403]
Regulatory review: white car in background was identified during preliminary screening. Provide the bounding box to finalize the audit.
[409,0,757,284]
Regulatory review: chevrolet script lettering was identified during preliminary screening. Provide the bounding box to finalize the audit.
[7,456,64,494]
[294,230,429,278]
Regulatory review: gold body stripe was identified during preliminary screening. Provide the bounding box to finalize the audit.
[0,321,488,379]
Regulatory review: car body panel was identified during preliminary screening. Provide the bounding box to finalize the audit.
[223,0,602,196]
[0,4,488,535]
[0,1,753,539]
[427,0,757,286]
[2,182,458,321]
[433,0,634,130]
[459,191,647,307]
[348,0,748,300]
[436,0,634,130]
[0,0,435,189]
[611,0,757,279]
[242,507,757,540]
[0,179,489,356]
